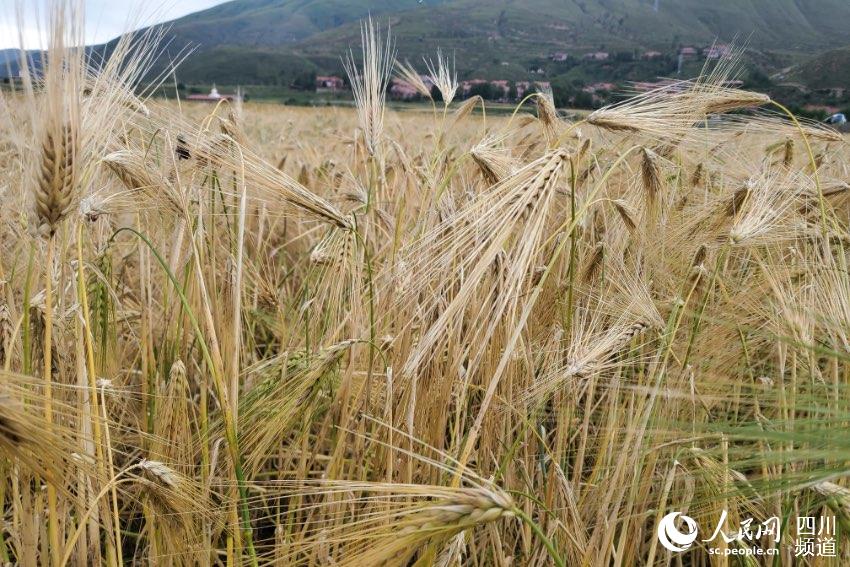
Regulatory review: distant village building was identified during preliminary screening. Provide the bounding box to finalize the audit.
[703,44,732,60]
[390,79,419,99]
[515,81,550,99]
[458,79,549,101]
[186,85,241,103]
[550,52,568,62]
[515,81,531,98]
[514,81,528,96]
[583,82,616,94]
[583,51,610,61]
[679,46,698,58]
[632,78,685,92]
[390,75,435,99]
[461,79,489,97]
[642,50,662,60]
[315,75,345,92]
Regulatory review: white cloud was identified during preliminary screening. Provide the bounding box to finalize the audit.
[0,0,229,49]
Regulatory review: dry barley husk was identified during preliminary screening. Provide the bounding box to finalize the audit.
[34,122,77,237]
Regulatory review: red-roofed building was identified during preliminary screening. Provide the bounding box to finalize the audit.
[515,81,551,99]
[390,76,435,99]
[461,79,489,97]
[583,82,616,94]
[390,79,420,99]
[515,81,531,98]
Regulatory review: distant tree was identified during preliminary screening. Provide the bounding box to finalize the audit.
[572,91,595,109]
[431,84,443,103]
[291,71,317,91]
[745,68,772,90]
[468,82,495,100]
[552,87,573,108]
[508,82,518,101]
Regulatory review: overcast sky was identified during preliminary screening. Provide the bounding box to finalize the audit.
[0,1,229,49]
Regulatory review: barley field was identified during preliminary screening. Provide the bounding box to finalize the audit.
[1,5,850,566]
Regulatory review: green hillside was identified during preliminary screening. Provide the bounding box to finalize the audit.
[157,0,449,48]
[158,0,850,53]
[789,45,850,90]
[141,0,850,86]
[295,0,850,56]
[4,0,846,114]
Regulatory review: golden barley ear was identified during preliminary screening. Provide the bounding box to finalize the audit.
[424,48,458,105]
[0,383,97,494]
[726,185,750,217]
[34,122,77,237]
[343,17,396,156]
[691,162,704,187]
[581,243,605,283]
[103,149,184,214]
[133,458,210,533]
[453,95,483,125]
[782,138,794,168]
[534,89,559,142]
[0,305,11,363]
[612,199,637,233]
[640,147,662,207]
[470,135,514,186]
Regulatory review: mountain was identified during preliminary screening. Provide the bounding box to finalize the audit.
[4,1,850,91]
[156,0,449,49]
[0,49,16,66]
[138,0,850,85]
[158,0,850,53]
